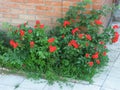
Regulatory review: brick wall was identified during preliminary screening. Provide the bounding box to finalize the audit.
[0,0,113,28]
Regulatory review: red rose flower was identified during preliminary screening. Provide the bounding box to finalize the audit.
[94,20,102,25]
[48,38,55,43]
[96,60,100,64]
[113,25,119,29]
[71,28,79,35]
[85,53,90,58]
[49,45,57,53]
[73,43,79,48]
[13,42,18,48]
[30,41,35,48]
[40,24,44,29]
[20,30,25,37]
[104,46,107,48]
[99,41,104,45]
[112,37,119,43]
[88,61,94,67]
[36,20,40,25]
[112,32,119,43]
[62,34,65,38]
[86,34,92,41]
[115,32,119,37]
[68,40,79,48]
[63,21,70,27]
[9,40,18,48]
[10,40,14,45]
[28,29,32,34]
[78,34,84,39]
[92,52,99,59]
[103,52,107,56]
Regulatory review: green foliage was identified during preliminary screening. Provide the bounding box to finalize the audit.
[0,21,59,80]
[0,1,117,84]
[49,1,116,82]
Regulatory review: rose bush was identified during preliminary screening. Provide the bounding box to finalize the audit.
[0,1,119,83]
[48,1,118,81]
[0,21,59,81]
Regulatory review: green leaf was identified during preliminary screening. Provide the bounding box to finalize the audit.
[38,51,46,59]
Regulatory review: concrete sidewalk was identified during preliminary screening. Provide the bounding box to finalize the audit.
[0,23,120,90]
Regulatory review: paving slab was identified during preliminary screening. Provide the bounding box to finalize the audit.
[108,66,120,78]
[113,55,120,68]
[107,51,120,62]
[0,74,25,87]
[92,77,105,87]
[100,87,116,90]
[73,84,100,90]
[0,84,15,90]
[0,74,2,78]
[92,64,111,86]
[113,10,120,21]
[19,79,47,90]
[93,71,108,86]
[15,87,33,90]
[43,82,75,90]
[102,76,120,90]
[107,42,120,51]
[113,61,120,68]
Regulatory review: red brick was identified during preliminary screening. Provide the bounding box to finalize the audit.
[92,0,103,3]
[45,12,62,17]
[27,10,46,16]
[0,3,19,8]
[10,0,26,3]
[0,18,11,22]
[92,4,102,9]
[0,14,2,17]
[0,8,10,13]
[19,15,36,20]
[63,1,72,7]
[53,7,62,12]
[62,8,69,12]
[11,19,26,24]
[36,16,52,24]
[36,6,52,11]
[85,4,92,9]
[19,4,35,10]
[3,14,18,18]
[0,0,113,28]
[27,0,43,4]
[10,9,26,14]
[45,1,62,6]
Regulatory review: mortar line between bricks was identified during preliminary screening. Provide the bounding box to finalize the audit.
[99,52,120,90]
